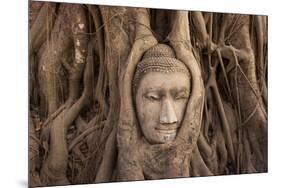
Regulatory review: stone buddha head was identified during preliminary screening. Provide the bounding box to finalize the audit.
[133,44,191,144]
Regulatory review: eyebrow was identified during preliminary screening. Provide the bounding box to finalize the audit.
[171,87,189,95]
[143,87,189,97]
[144,87,164,93]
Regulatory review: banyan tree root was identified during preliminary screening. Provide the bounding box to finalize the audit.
[189,12,237,173]
[188,13,267,174]
[117,7,158,181]
[168,10,206,176]
[29,2,57,110]
[87,5,109,119]
[29,112,42,187]
[117,10,207,179]
[197,14,268,173]
[39,4,92,186]
[218,15,267,172]
[29,2,57,56]
[94,5,131,183]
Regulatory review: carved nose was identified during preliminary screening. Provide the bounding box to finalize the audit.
[160,99,178,124]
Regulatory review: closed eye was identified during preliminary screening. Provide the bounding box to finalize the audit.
[174,92,189,100]
[144,93,161,101]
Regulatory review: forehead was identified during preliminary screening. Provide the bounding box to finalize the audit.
[138,72,190,91]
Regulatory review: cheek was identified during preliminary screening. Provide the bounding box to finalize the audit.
[145,103,160,121]
[136,100,161,124]
[174,100,188,121]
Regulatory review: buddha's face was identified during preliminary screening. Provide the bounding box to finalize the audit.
[135,72,190,144]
